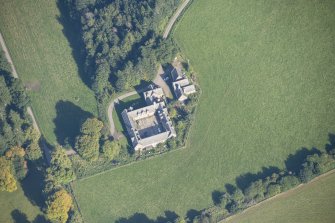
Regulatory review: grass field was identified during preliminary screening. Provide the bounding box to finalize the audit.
[72,0,335,222]
[225,171,335,223]
[0,165,47,223]
[0,0,97,145]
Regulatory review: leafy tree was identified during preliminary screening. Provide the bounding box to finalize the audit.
[244,179,266,202]
[102,139,120,160]
[0,76,12,111]
[0,156,17,192]
[279,175,300,191]
[25,127,42,161]
[5,146,27,180]
[80,117,103,135]
[5,146,25,159]
[266,183,281,197]
[75,118,103,161]
[47,146,76,185]
[46,189,73,223]
[26,142,43,161]
[230,187,244,205]
[0,50,11,73]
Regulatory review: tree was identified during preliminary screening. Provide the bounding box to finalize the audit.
[244,179,266,202]
[0,76,11,111]
[230,187,244,205]
[266,183,281,197]
[25,127,42,161]
[46,189,73,223]
[279,175,300,191]
[79,117,103,135]
[102,139,120,160]
[0,156,17,192]
[5,146,27,180]
[47,146,76,185]
[26,142,42,161]
[75,118,103,161]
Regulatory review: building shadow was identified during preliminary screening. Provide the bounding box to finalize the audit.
[56,0,93,88]
[53,100,93,147]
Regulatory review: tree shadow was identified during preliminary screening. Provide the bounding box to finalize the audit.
[224,183,236,194]
[285,147,320,173]
[212,190,223,205]
[56,0,93,87]
[54,100,93,147]
[186,209,201,222]
[235,166,280,190]
[20,162,45,208]
[32,215,49,223]
[325,133,335,153]
[11,210,29,223]
[115,211,179,223]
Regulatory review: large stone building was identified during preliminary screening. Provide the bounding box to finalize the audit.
[121,86,176,151]
[171,67,196,102]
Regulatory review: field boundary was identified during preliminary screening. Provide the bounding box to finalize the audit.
[220,169,335,222]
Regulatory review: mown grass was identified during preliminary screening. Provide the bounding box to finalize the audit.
[226,172,335,223]
[73,0,335,222]
[0,0,97,145]
[0,165,46,223]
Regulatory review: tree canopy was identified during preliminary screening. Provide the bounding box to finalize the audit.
[75,118,103,161]
[0,156,17,192]
[47,146,76,185]
[46,188,73,223]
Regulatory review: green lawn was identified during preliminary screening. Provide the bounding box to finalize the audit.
[226,172,335,223]
[0,165,47,223]
[0,0,97,145]
[73,0,335,222]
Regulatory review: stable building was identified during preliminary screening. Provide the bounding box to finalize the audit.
[171,67,196,102]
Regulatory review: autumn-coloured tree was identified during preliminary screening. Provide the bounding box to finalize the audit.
[5,146,25,159]
[47,146,76,185]
[0,156,17,192]
[46,189,73,223]
[5,146,27,179]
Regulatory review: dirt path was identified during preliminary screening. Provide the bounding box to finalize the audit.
[163,0,192,39]
[221,169,335,222]
[1,31,77,163]
[0,32,18,78]
[153,65,173,98]
[107,90,139,138]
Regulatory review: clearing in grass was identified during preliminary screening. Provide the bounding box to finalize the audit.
[72,0,335,222]
[0,0,97,145]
